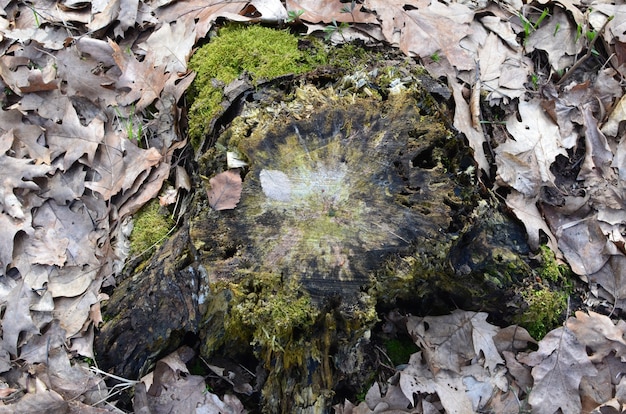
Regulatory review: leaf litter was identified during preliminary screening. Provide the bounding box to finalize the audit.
[1,0,626,412]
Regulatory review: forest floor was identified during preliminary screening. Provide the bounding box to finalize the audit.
[1,0,626,412]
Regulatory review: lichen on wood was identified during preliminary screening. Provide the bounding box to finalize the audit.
[190,73,476,411]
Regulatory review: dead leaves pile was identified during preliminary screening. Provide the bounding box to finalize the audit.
[337,310,626,413]
[1,0,626,412]
[0,0,279,411]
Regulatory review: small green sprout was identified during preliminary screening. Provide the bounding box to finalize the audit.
[430,51,440,62]
[286,9,304,23]
[533,8,550,29]
[324,19,350,42]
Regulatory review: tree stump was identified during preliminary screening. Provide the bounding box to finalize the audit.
[96,54,535,413]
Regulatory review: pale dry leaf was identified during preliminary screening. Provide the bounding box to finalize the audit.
[566,311,626,362]
[2,282,40,356]
[497,99,566,193]
[406,310,503,374]
[38,165,86,204]
[207,170,243,211]
[478,32,530,104]
[519,327,597,414]
[12,123,50,165]
[117,162,171,218]
[480,15,519,50]
[549,212,610,276]
[526,7,582,71]
[30,201,100,268]
[260,169,292,202]
[45,347,106,403]
[0,130,51,219]
[0,389,68,413]
[493,325,536,353]
[589,4,626,43]
[70,323,96,359]
[141,21,195,73]
[587,255,626,307]
[153,0,248,42]
[53,290,99,338]
[448,74,490,174]
[54,47,119,108]
[578,105,614,181]
[84,131,162,200]
[286,0,378,24]
[45,101,105,171]
[502,350,533,391]
[470,313,505,373]
[249,0,288,23]
[0,212,31,274]
[504,189,558,252]
[366,0,476,71]
[602,93,626,137]
[19,320,66,365]
[400,352,476,414]
[109,40,171,110]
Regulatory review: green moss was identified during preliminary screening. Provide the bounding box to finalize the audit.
[384,338,419,366]
[514,245,573,339]
[516,286,567,339]
[129,198,174,258]
[538,244,571,283]
[223,272,318,358]
[187,24,327,148]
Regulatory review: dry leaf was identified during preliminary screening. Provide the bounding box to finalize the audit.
[260,169,292,202]
[206,170,243,211]
[496,99,566,195]
[566,311,626,362]
[519,327,597,414]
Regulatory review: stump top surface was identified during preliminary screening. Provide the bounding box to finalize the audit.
[191,82,462,303]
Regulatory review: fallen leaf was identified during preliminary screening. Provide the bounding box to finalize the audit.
[140,21,195,73]
[566,311,626,362]
[45,101,105,171]
[496,99,567,195]
[602,92,626,136]
[478,32,530,104]
[366,0,475,71]
[505,190,558,252]
[406,310,504,374]
[109,40,171,110]
[286,0,378,24]
[84,131,162,200]
[0,130,52,219]
[448,74,490,174]
[519,327,597,414]
[2,282,40,356]
[206,170,243,211]
[578,104,614,181]
[260,169,292,202]
[526,7,582,71]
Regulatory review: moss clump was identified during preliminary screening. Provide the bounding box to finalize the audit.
[515,245,573,339]
[129,198,174,258]
[538,244,571,283]
[187,24,326,148]
[223,272,317,359]
[383,338,419,366]
[517,286,567,339]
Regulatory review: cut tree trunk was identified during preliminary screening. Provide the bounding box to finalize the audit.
[96,53,534,413]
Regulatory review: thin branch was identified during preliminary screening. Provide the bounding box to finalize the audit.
[557,15,614,86]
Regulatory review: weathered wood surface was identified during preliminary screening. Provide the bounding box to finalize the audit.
[96,65,533,413]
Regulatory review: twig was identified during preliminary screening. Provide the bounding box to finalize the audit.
[557,15,614,86]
